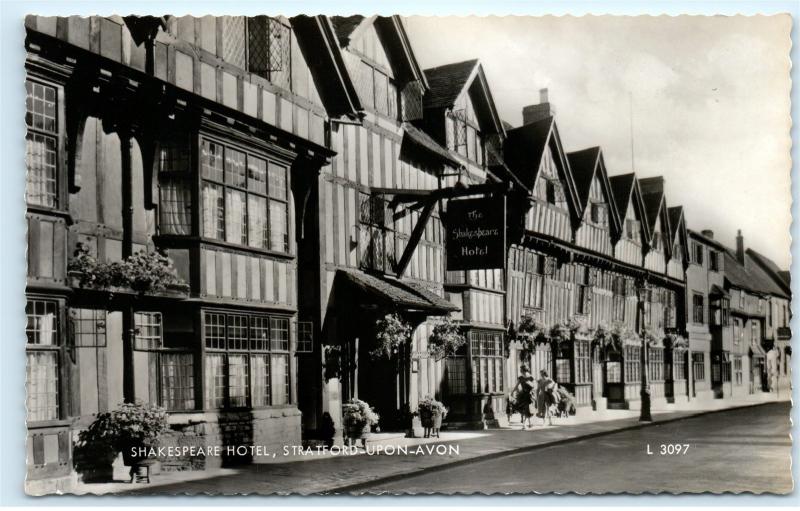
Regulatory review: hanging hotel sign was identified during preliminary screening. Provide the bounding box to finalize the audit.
[445,196,506,271]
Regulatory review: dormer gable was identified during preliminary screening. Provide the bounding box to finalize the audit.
[503,117,581,229]
[610,173,650,247]
[668,206,689,263]
[567,146,621,239]
[331,15,428,121]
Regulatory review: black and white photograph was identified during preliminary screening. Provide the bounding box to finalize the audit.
[19,10,793,497]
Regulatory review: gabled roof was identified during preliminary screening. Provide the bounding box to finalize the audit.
[424,59,479,110]
[638,176,670,239]
[723,250,790,299]
[504,117,553,188]
[667,206,689,262]
[291,15,363,118]
[503,117,581,226]
[567,147,601,211]
[567,146,621,237]
[688,228,729,252]
[330,15,363,45]
[423,59,504,136]
[609,173,651,242]
[330,15,428,89]
[747,248,791,296]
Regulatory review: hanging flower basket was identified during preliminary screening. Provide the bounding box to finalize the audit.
[664,333,689,350]
[370,313,412,359]
[641,327,665,348]
[427,317,466,361]
[322,345,342,381]
[516,315,548,357]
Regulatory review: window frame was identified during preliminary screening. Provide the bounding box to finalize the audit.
[692,293,705,324]
[25,78,66,212]
[199,134,291,255]
[25,297,64,424]
[468,330,504,395]
[201,309,293,410]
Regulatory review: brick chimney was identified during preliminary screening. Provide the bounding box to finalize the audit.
[736,229,745,265]
[522,88,555,125]
[701,229,714,239]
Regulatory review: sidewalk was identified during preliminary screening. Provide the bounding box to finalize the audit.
[75,393,788,495]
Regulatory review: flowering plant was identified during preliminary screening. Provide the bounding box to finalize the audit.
[641,327,665,348]
[427,317,466,361]
[371,313,412,359]
[74,402,168,470]
[664,333,689,349]
[594,322,636,352]
[417,396,448,418]
[515,315,548,357]
[549,320,574,343]
[342,398,380,431]
[322,345,342,381]
[68,243,188,294]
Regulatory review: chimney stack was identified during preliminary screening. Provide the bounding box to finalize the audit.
[736,229,745,265]
[701,229,714,239]
[522,87,555,126]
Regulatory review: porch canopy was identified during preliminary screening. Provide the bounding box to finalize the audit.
[336,268,459,314]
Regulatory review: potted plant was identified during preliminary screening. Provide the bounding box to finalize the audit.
[417,396,448,438]
[427,317,466,361]
[342,398,379,446]
[371,312,412,359]
[73,402,168,483]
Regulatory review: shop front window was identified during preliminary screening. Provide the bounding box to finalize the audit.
[203,311,291,409]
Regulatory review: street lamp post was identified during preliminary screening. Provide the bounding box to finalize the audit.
[637,282,653,422]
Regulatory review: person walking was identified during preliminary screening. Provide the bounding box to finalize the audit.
[510,364,536,429]
[536,370,558,426]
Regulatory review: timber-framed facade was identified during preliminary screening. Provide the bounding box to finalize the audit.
[23,15,791,493]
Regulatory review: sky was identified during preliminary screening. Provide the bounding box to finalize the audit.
[405,15,792,268]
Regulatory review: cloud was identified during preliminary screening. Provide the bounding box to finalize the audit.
[405,15,791,267]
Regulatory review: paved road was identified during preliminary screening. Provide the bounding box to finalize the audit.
[358,401,793,494]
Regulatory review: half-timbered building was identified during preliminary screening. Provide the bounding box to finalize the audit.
[24,14,354,491]
[420,59,508,427]
[499,92,688,413]
[298,16,473,437]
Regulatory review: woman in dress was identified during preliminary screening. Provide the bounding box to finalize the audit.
[536,370,557,426]
[510,364,536,429]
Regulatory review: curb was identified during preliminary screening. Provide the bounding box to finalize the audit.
[325,400,783,494]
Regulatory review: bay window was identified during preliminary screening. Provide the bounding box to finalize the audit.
[201,138,289,253]
[26,298,60,422]
[203,311,291,409]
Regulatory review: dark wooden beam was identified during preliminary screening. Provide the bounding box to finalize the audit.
[394,199,436,278]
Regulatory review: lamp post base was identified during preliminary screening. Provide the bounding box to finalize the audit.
[639,390,653,422]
